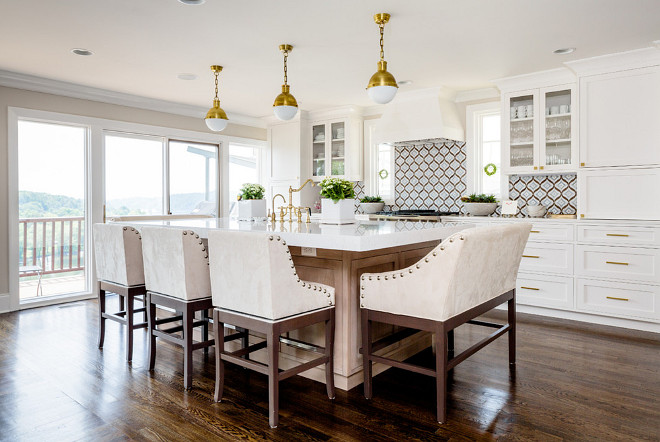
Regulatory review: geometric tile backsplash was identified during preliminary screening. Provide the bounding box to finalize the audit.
[352,140,578,216]
[509,174,577,216]
[394,141,467,212]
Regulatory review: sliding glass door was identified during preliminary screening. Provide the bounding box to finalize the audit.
[17,120,88,301]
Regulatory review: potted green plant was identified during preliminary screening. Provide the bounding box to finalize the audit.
[319,178,356,224]
[460,193,498,216]
[359,195,384,214]
[237,183,266,221]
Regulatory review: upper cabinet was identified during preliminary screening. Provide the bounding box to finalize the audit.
[502,84,577,174]
[309,109,363,182]
[579,65,660,168]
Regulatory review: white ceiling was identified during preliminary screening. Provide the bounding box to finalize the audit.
[1,0,659,119]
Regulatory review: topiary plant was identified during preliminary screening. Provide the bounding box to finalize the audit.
[319,178,355,203]
[359,196,383,203]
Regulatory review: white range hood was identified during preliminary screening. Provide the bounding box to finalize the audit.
[374,87,465,145]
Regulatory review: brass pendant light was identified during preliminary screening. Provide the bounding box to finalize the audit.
[205,65,229,131]
[273,44,299,121]
[366,13,398,104]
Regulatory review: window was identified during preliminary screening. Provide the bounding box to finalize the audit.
[104,133,219,217]
[466,103,502,198]
[227,143,263,217]
[376,143,394,202]
[169,141,218,215]
[104,133,164,216]
[364,120,395,205]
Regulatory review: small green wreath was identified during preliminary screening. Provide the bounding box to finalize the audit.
[378,169,389,180]
[484,163,497,176]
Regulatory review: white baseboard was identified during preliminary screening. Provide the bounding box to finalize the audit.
[497,304,660,334]
[0,293,10,314]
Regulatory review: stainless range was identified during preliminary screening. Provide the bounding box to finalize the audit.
[368,210,459,222]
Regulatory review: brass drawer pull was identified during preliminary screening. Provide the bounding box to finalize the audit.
[606,261,629,266]
[606,233,629,237]
[606,296,629,302]
[522,255,540,258]
[530,230,540,233]
[520,286,540,291]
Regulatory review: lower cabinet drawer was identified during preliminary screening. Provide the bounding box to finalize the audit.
[516,273,573,310]
[577,279,659,322]
[519,242,574,275]
[575,245,660,284]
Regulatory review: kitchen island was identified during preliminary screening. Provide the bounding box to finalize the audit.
[121,218,473,390]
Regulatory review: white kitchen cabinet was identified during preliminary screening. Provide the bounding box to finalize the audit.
[516,273,574,310]
[577,167,660,220]
[502,84,577,174]
[577,279,660,322]
[579,65,660,168]
[309,111,363,182]
[576,244,660,284]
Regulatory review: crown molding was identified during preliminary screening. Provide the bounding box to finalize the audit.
[454,87,500,103]
[307,105,364,121]
[565,47,660,77]
[492,67,576,93]
[0,69,266,128]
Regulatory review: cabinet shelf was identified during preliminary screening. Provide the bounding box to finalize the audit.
[545,113,571,118]
[546,138,571,144]
[510,117,534,122]
[332,138,345,142]
[511,142,534,147]
[313,140,325,144]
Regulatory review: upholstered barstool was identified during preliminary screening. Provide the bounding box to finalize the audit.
[141,227,221,390]
[93,223,147,362]
[360,223,531,424]
[208,231,336,428]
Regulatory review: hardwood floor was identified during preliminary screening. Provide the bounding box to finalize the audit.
[1,297,658,441]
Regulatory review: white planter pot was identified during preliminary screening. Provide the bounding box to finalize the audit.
[321,198,356,224]
[462,202,497,216]
[238,199,267,221]
[359,202,385,214]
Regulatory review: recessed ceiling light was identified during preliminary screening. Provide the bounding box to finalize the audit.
[178,0,205,4]
[397,80,413,86]
[177,73,198,80]
[71,48,93,56]
[553,48,575,55]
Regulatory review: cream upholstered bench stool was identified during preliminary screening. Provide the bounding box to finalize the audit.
[208,231,336,428]
[141,227,238,390]
[360,223,531,424]
[93,223,148,363]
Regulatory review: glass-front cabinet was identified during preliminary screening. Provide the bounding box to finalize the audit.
[503,84,577,174]
[311,118,361,181]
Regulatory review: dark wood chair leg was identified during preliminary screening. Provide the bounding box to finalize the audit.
[183,304,194,390]
[325,313,336,400]
[214,310,225,402]
[508,295,516,366]
[267,323,280,428]
[239,327,249,359]
[119,294,125,312]
[98,286,106,349]
[125,294,134,363]
[147,294,157,371]
[447,329,455,360]
[361,309,373,400]
[141,295,147,323]
[202,308,209,356]
[435,323,448,424]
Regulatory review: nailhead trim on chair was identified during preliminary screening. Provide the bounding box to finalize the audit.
[360,232,468,305]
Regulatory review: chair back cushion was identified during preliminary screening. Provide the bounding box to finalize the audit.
[208,231,334,320]
[93,223,144,286]
[141,227,211,300]
[361,223,531,321]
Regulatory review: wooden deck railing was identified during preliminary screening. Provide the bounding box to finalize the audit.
[19,217,85,276]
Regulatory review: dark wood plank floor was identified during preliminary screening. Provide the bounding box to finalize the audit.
[1,298,658,441]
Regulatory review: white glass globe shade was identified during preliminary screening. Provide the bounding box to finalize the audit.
[273,105,298,121]
[367,85,398,104]
[205,117,228,132]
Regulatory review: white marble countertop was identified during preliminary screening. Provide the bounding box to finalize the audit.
[121,218,473,252]
[441,215,660,225]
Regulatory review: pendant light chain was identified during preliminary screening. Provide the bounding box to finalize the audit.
[283,50,289,86]
[379,23,385,61]
[214,70,219,100]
